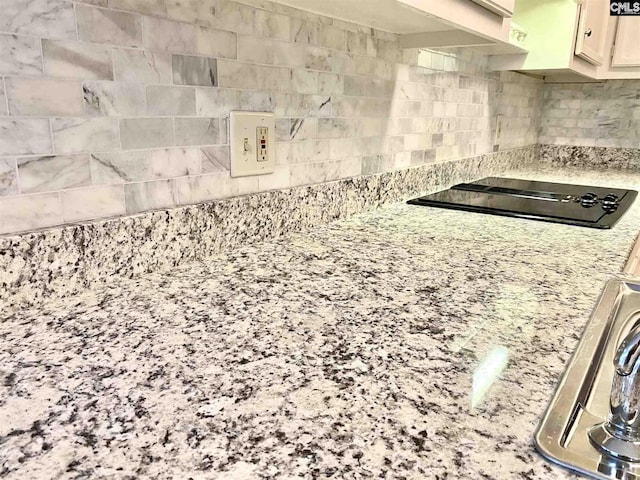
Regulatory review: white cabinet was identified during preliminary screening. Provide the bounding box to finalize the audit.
[574,0,609,65]
[490,0,640,81]
[489,0,600,81]
[612,17,640,67]
[595,15,640,78]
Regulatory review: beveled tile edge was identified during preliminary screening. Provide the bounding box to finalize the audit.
[539,145,640,170]
[0,145,537,309]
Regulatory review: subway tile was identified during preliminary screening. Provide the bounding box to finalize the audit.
[259,65,291,91]
[0,34,43,76]
[146,86,196,116]
[166,0,215,25]
[143,17,196,54]
[237,36,304,68]
[149,148,200,178]
[410,150,424,166]
[184,171,258,203]
[61,184,125,223]
[178,172,222,203]
[238,90,275,112]
[172,55,218,87]
[175,118,220,146]
[0,119,52,156]
[318,118,350,139]
[17,154,91,193]
[238,36,275,64]
[275,118,289,141]
[289,160,331,187]
[290,18,319,45]
[319,25,347,51]
[196,88,239,117]
[109,0,167,15]
[1,0,76,39]
[332,50,357,75]
[206,0,255,35]
[274,142,290,165]
[346,32,368,56]
[272,42,306,68]
[254,10,290,41]
[91,151,150,184]
[196,26,237,59]
[318,73,344,95]
[76,5,143,47]
[6,78,83,116]
[301,94,332,117]
[216,60,258,89]
[76,0,107,5]
[52,117,120,154]
[257,165,290,191]
[201,145,230,173]
[166,0,255,35]
[304,46,332,72]
[113,48,172,84]
[0,192,62,234]
[291,69,318,94]
[92,148,199,185]
[339,157,362,178]
[83,81,147,116]
[43,40,113,80]
[0,158,18,196]
[120,118,174,149]
[289,139,330,164]
[362,155,383,174]
[289,117,317,141]
[124,179,181,214]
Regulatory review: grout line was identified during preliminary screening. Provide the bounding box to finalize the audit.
[72,1,79,41]
[2,77,9,116]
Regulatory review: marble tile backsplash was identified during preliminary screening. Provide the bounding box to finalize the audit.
[0,0,544,236]
[539,80,640,149]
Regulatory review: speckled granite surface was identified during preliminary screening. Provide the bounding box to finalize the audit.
[1,166,639,479]
[0,146,536,310]
[540,145,640,170]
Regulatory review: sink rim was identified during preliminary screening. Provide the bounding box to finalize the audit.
[535,277,640,479]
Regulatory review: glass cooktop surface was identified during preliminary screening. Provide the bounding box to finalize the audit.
[408,177,637,229]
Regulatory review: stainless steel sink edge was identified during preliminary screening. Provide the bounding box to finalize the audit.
[535,277,640,480]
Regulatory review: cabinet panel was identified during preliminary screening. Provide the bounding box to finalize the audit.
[574,0,610,65]
[470,0,515,17]
[612,17,640,67]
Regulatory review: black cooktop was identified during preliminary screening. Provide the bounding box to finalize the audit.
[408,177,637,229]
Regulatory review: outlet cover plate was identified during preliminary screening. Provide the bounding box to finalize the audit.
[230,111,275,178]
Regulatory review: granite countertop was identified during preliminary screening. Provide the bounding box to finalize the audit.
[2,166,640,479]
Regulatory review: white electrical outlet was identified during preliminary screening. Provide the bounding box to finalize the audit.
[230,111,275,177]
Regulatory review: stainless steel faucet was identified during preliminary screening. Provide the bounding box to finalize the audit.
[589,323,640,462]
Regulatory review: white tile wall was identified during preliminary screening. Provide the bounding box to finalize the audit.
[540,80,640,148]
[0,0,544,235]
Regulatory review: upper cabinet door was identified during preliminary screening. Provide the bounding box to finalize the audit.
[612,17,640,67]
[574,0,610,65]
[470,0,515,17]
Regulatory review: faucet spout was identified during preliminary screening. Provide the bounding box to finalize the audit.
[589,323,640,462]
[609,324,640,439]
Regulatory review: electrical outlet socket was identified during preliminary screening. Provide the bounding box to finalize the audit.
[230,111,275,178]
